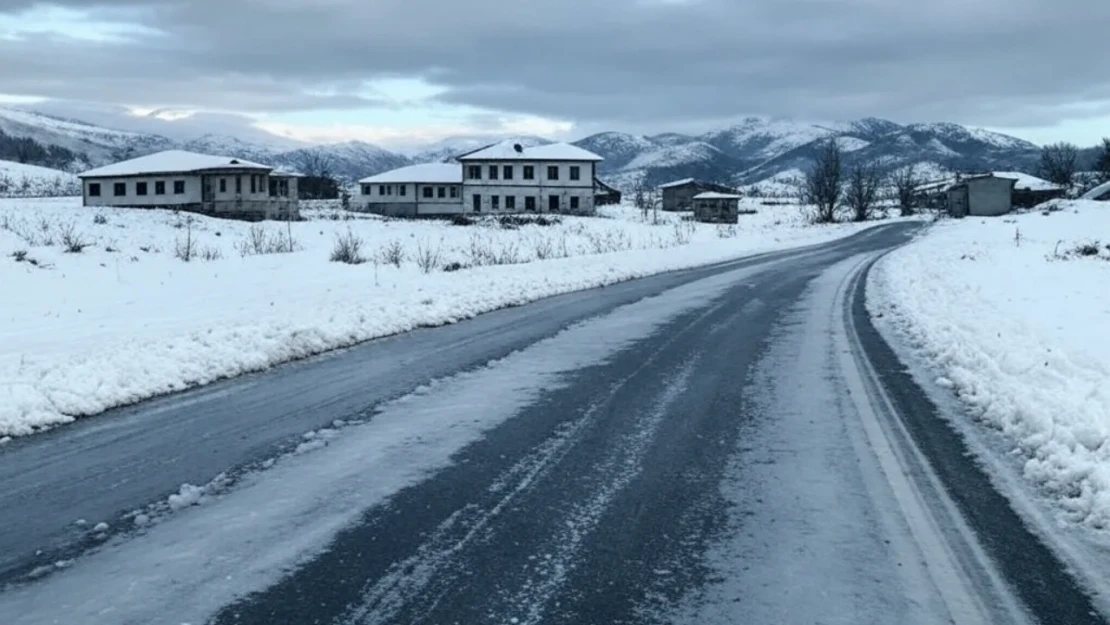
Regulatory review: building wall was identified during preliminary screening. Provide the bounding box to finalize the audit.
[204,172,272,203]
[967,178,1014,216]
[360,183,463,215]
[83,174,202,207]
[460,160,597,215]
[693,199,739,223]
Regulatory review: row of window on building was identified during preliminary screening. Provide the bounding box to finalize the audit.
[216,174,268,195]
[470,194,580,212]
[87,180,187,197]
[466,164,581,182]
[362,184,461,199]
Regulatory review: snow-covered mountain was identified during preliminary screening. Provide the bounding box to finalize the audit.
[1,104,1054,192]
[407,135,551,164]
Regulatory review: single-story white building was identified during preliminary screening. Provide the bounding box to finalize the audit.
[79,150,300,221]
[358,163,463,217]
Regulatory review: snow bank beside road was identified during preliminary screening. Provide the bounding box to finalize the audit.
[869,201,1110,527]
[1,198,886,437]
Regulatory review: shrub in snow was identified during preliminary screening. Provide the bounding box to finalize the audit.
[329,228,366,264]
[414,239,442,274]
[442,261,466,272]
[199,245,223,261]
[532,234,554,260]
[450,214,475,226]
[717,224,739,239]
[58,221,90,253]
[379,239,405,267]
[93,214,108,225]
[11,250,27,262]
[236,224,301,257]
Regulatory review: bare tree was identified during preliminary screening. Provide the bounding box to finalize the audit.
[1038,142,1079,188]
[291,150,340,200]
[1094,137,1110,184]
[800,139,844,223]
[890,164,920,216]
[845,161,885,222]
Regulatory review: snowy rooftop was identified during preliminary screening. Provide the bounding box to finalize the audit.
[80,150,272,178]
[359,163,462,184]
[993,171,1066,192]
[1081,180,1110,200]
[694,192,742,200]
[457,142,603,162]
[658,178,695,189]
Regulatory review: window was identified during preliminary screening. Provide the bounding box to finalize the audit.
[113,182,126,196]
[450,186,458,198]
[491,195,500,210]
[489,165,498,180]
[467,165,482,180]
[155,181,165,195]
[437,186,446,198]
[386,185,393,196]
[236,176,242,194]
[423,186,434,199]
[505,195,516,211]
[136,181,148,196]
[399,185,406,196]
[503,165,513,180]
[548,195,560,212]
[524,196,536,211]
[250,175,256,194]
[523,166,535,180]
[88,183,101,197]
[220,178,227,193]
[547,166,559,181]
[362,184,371,195]
[570,166,580,181]
[379,185,385,195]
[570,196,580,210]
[472,194,481,212]
[174,180,185,194]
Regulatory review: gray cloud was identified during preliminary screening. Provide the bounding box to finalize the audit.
[1,0,1109,133]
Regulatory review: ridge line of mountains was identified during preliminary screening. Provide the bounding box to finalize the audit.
[0,106,1089,193]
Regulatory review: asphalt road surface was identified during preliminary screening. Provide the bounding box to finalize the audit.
[0,222,1104,625]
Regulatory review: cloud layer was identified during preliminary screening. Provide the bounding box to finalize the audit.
[2,0,1109,132]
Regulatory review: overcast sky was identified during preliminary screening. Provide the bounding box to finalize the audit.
[1,0,1108,147]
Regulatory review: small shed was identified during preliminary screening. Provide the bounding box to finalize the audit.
[594,178,622,206]
[993,171,1067,208]
[692,192,741,223]
[659,178,738,212]
[947,174,1016,218]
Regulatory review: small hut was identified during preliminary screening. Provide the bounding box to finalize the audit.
[594,178,622,206]
[692,192,742,223]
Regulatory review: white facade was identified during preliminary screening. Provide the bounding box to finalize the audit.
[355,143,604,218]
[459,160,598,214]
[79,150,299,220]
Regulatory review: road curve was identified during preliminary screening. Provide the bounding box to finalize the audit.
[0,221,1103,625]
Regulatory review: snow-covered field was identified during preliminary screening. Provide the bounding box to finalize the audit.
[0,159,80,198]
[869,200,1110,527]
[1,197,888,437]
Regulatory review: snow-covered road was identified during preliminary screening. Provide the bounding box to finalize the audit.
[0,221,1102,624]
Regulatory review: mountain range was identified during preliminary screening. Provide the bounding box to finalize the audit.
[0,105,1061,193]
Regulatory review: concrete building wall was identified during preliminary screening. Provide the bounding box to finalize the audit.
[83,174,202,207]
[967,177,1015,216]
[460,183,595,215]
[360,183,464,216]
[693,198,739,223]
[662,184,702,212]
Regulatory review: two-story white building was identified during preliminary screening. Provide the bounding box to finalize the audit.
[457,143,603,215]
[79,150,300,221]
[357,163,462,217]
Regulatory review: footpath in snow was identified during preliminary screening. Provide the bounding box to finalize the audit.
[1,198,884,437]
[869,200,1110,528]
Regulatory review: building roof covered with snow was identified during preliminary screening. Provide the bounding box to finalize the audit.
[80,150,272,178]
[658,178,696,189]
[693,192,742,200]
[992,171,1066,192]
[358,163,462,184]
[1081,180,1110,201]
[457,142,603,162]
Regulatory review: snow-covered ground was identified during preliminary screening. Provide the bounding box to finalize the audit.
[1,197,890,437]
[0,160,80,198]
[869,200,1110,528]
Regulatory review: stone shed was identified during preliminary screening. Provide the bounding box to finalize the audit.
[692,192,742,223]
[947,174,1016,218]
